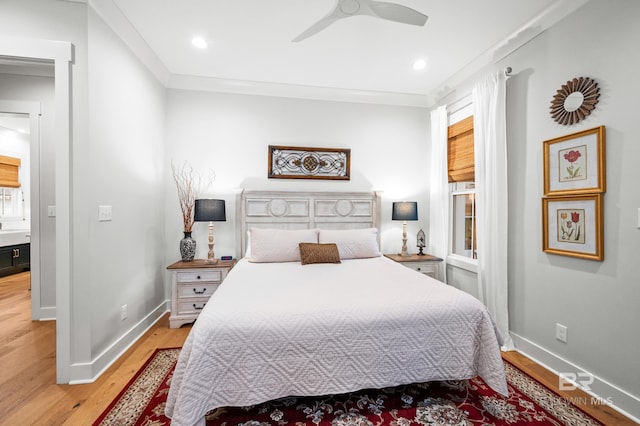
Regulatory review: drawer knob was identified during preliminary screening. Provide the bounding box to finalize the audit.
[197,275,201,280]
[193,288,207,294]
[417,267,421,271]
[193,303,206,310]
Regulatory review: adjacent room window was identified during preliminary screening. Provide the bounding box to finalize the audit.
[0,187,22,218]
[448,116,477,261]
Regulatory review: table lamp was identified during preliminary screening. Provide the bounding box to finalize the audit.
[392,201,418,256]
[194,199,226,263]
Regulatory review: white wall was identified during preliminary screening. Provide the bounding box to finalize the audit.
[164,90,429,263]
[85,8,167,370]
[438,0,640,418]
[1,0,168,381]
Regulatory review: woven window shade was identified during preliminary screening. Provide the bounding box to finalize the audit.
[0,155,21,188]
[448,116,474,182]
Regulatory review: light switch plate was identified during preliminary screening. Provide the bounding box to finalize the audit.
[98,205,113,222]
[47,205,56,217]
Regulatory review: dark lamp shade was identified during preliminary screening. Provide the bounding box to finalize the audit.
[194,199,226,222]
[392,201,418,221]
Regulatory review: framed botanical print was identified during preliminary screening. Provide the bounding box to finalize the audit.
[542,194,603,261]
[543,126,605,196]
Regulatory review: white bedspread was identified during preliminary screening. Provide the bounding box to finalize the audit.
[166,257,508,426]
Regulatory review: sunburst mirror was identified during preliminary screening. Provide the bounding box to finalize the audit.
[549,77,600,125]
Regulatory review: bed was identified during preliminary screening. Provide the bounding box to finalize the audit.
[165,190,508,426]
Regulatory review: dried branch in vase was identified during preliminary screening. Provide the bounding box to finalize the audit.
[171,162,215,232]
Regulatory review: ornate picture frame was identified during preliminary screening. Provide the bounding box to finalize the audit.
[543,126,605,196]
[268,145,350,180]
[542,194,603,261]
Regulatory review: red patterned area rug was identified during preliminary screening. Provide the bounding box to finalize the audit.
[93,348,603,426]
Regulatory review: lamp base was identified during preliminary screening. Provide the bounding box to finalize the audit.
[417,247,425,255]
[206,221,217,264]
[399,221,410,256]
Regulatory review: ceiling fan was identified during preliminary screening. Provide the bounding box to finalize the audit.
[293,0,428,42]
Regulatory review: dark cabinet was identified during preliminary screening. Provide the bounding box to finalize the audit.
[0,243,30,277]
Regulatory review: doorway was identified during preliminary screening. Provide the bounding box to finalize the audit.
[0,36,73,383]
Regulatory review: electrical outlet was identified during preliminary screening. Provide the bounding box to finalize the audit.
[47,205,56,217]
[98,205,113,222]
[121,304,127,321]
[556,323,568,343]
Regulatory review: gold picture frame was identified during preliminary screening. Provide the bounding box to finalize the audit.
[542,194,603,261]
[268,145,350,180]
[543,126,605,196]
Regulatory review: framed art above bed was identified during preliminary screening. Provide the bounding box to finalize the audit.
[267,145,351,180]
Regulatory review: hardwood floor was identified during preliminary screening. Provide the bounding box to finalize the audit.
[0,272,635,425]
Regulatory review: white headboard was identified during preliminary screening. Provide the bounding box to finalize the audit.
[236,190,381,259]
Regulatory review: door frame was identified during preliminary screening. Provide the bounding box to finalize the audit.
[0,35,73,383]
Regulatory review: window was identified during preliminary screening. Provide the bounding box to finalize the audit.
[451,182,476,259]
[0,187,22,218]
[448,116,477,263]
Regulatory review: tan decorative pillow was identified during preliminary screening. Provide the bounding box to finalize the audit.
[299,243,341,265]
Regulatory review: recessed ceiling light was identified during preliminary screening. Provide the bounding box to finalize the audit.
[413,59,427,70]
[192,37,208,49]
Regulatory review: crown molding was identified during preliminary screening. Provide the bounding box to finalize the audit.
[90,0,588,108]
[168,74,429,107]
[88,0,170,86]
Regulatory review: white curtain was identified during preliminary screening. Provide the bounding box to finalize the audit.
[473,70,513,350]
[428,106,449,283]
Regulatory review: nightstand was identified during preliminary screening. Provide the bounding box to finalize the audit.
[384,253,443,281]
[167,259,236,328]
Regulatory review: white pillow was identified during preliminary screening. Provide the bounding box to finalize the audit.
[244,230,252,258]
[249,228,318,263]
[318,228,381,259]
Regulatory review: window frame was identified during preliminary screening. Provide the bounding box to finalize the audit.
[448,182,478,273]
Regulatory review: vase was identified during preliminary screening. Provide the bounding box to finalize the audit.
[179,231,196,262]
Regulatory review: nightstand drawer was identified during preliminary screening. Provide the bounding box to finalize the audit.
[384,253,443,281]
[177,283,219,298]
[177,298,209,315]
[407,262,437,276]
[176,270,222,283]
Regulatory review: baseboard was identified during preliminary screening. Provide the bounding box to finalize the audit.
[511,332,640,423]
[69,300,170,384]
[38,306,56,321]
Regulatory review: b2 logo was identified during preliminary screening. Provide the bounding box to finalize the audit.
[559,372,594,391]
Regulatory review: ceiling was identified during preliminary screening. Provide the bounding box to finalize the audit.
[0,0,589,106]
[99,0,587,105]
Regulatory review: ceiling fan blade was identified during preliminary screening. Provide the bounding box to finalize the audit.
[292,17,341,42]
[368,1,428,26]
[293,1,360,42]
